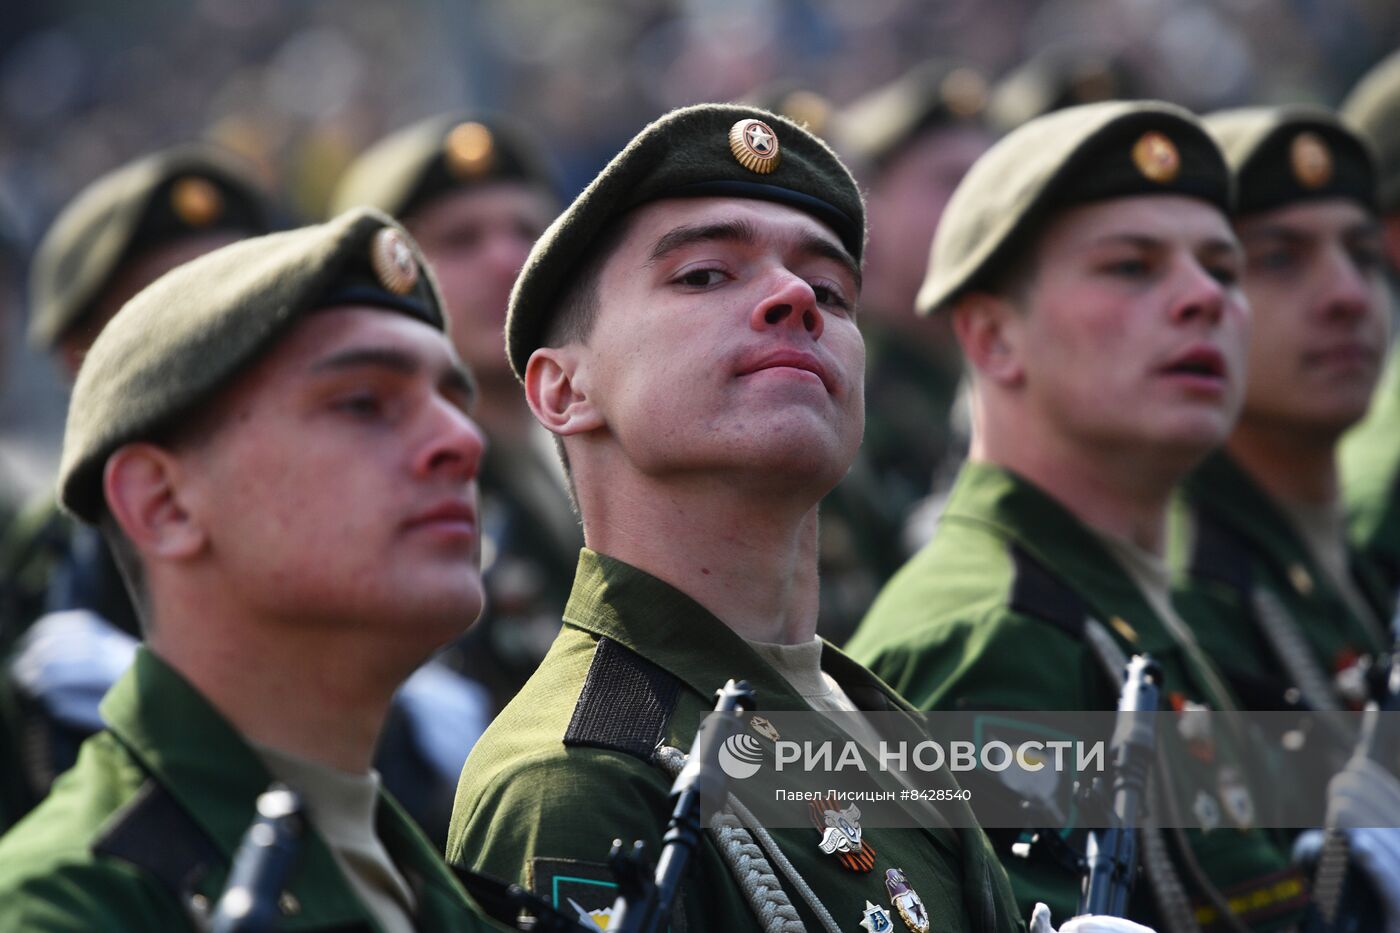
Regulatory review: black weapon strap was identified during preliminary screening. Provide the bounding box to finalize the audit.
[563,636,683,760]
[1008,544,1089,639]
[92,777,220,908]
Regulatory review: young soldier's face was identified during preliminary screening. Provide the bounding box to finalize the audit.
[408,183,556,383]
[1234,199,1388,439]
[579,196,865,497]
[177,307,486,639]
[1015,194,1248,459]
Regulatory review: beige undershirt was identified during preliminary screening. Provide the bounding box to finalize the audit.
[253,743,417,933]
[747,636,888,750]
[1278,499,1387,643]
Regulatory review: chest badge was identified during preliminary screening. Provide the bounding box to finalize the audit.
[860,900,894,932]
[811,796,875,872]
[884,868,930,933]
[750,715,781,742]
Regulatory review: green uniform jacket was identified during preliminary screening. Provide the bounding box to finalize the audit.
[0,647,503,932]
[1341,349,1400,598]
[1176,453,1388,714]
[447,548,1026,932]
[846,463,1304,931]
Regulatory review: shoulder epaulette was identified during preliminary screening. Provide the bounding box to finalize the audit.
[92,778,220,903]
[1188,506,1253,595]
[563,637,683,761]
[1008,544,1088,638]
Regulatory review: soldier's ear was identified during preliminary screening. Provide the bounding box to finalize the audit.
[952,291,1025,388]
[102,443,207,561]
[525,345,606,437]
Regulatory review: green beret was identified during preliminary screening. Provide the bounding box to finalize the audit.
[917,100,1230,316]
[833,59,990,171]
[29,144,273,350]
[987,42,1143,134]
[1341,50,1400,213]
[59,207,448,523]
[329,113,559,220]
[505,103,865,379]
[1206,106,1377,217]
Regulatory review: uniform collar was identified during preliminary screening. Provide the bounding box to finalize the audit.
[99,648,472,929]
[563,548,910,713]
[942,461,1178,655]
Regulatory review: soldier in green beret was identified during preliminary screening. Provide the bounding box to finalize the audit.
[846,101,1308,929]
[331,114,580,719]
[0,207,507,932]
[444,102,1058,932]
[831,60,995,559]
[1339,49,1400,599]
[1173,107,1389,734]
[0,145,275,832]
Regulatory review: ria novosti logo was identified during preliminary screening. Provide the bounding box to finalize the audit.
[718,733,765,779]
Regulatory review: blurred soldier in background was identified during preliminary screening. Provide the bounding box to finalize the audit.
[0,208,505,932]
[0,205,25,532]
[832,59,995,556]
[848,101,1309,929]
[986,39,1146,136]
[331,114,580,717]
[0,145,275,832]
[1339,50,1400,597]
[1175,108,1389,729]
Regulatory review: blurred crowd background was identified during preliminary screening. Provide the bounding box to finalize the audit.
[2,0,1399,504]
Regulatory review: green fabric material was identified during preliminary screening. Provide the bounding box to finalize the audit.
[329,112,559,220]
[847,462,1302,930]
[1342,48,1400,213]
[1205,106,1378,216]
[447,548,1026,932]
[504,102,865,378]
[28,144,272,349]
[0,647,502,931]
[1176,452,1388,709]
[1341,345,1400,595]
[916,100,1230,316]
[59,207,451,523]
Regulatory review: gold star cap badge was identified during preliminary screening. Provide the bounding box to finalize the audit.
[729,118,781,174]
[1290,131,1333,189]
[370,227,418,295]
[445,121,496,180]
[941,67,988,118]
[170,176,224,228]
[1132,131,1181,183]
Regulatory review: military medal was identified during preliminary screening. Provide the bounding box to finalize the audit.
[1193,789,1222,834]
[1218,766,1255,831]
[859,900,894,932]
[749,714,780,742]
[728,118,781,174]
[810,795,874,872]
[884,868,930,933]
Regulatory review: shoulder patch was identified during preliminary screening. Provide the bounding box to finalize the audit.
[92,778,220,902]
[1008,544,1088,638]
[529,857,619,929]
[564,636,682,761]
[1188,506,1253,594]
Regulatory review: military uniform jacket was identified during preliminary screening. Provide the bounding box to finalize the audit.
[1176,452,1389,715]
[846,463,1304,931]
[0,648,503,932]
[447,548,1026,932]
[1341,349,1400,598]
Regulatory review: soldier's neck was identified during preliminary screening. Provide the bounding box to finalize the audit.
[972,430,1181,555]
[1226,420,1340,506]
[581,477,821,645]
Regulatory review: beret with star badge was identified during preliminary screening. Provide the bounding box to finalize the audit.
[832,58,991,172]
[28,144,273,350]
[1205,105,1378,217]
[917,99,1231,315]
[504,102,866,379]
[329,113,560,220]
[59,207,451,523]
[1341,50,1400,214]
